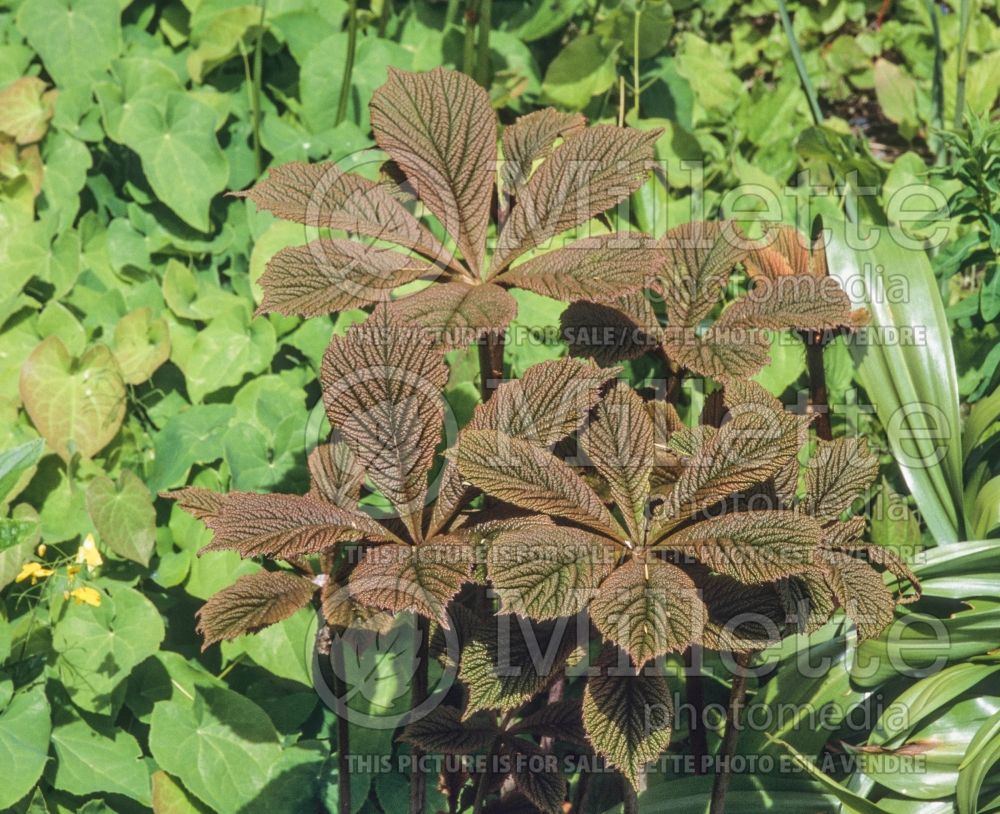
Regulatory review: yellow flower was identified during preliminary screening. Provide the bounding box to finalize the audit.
[76,534,103,572]
[65,587,102,607]
[15,562,54,584]
[36,543,46,558]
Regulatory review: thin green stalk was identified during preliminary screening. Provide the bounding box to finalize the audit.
[410,617,430,814]
[462,0,480,76]
[335,0,359,127]
[776,0,822,126]
[954,0,972,129]
[378,0,392,36]
[476,0,491,85]
[632,6,641,119]
[251,0,266,177]
[925,0,945,162]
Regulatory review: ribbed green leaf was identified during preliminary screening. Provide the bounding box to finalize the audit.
[196,570,318,649]
[659,510,822,583]
[321,307,449,540]
[456,429,618,536]
[370,67,496,276]
[826,219,963,542]
[501,108,585,190]
[459,619,575,715]
[200,492,391,557]
[349,537,474,625]
[257,240,430,316]
[234,160,448,263]
[580,382,654,542]
[473,356,618,446]
[589,559,705,666]
[492,126,658,272]
[486,526,614,620]
[499,234,661,302]
[803,437,879,520]
[562,292,661,366]
[388,281,518,349]
[398,705,498,754]
[656,220,747,328]
[307,441,365,509]
[583,655,673,788]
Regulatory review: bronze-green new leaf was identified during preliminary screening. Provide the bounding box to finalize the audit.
[370,67,496,277]
[321,307,449,541]
[196,570,318,649]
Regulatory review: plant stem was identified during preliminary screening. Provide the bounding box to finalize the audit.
[570,768,592,813]
[803,333,832,441]
[463,0,480,76]
[478,332,505,403]
[776,0,822,126]
[708,651,753,814]
[954,0,972,129]
[378,0,392,36]
[410,616,430,814]
[475,0,491,86]
[623,778,639,814]
[335,0,359,127]
[251,0,266,176]
[686,644,708,772]
[330,637,352,814]
[632,6,641,119]
[471,737,500,814]
[925,0,945,162]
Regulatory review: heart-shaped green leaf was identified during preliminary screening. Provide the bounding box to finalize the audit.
[86,470,157,566]
[19,336,126,461]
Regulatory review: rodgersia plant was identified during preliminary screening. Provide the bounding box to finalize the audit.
[169,67,921,814]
